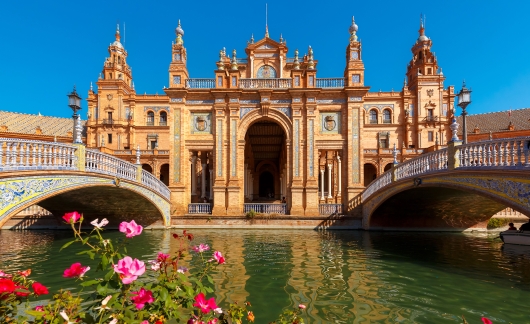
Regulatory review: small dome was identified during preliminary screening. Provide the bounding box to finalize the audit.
[175,20,184,36]
[418,35,429,42]
[112,41,124,49]
[349,16,358,34]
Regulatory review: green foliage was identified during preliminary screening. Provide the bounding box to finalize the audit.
[487,217,508,229]
[270,306,305,324]
[246,209,257,219]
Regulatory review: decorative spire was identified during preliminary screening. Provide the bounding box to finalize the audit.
[307,46,315,69]
[418,14,429,42]
[392,143,398,164]
[175,20,184,45]
[115,24,120,42]
[90,82,93,91]
[265,3,269,38]
[279,33,284,44]
[349,16,358,42]
[250,34,254,44]
[265,25,269,38]
[450,118,460,142]
[231,49,238,71]
[132,81,135,90]
[217,49,225,70]
[293,49,300,70]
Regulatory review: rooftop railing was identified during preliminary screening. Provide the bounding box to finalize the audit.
[186,79,216,89]
[239,78,292,89]
[316,78,345,88]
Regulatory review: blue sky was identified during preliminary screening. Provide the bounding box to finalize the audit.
[1,0,528,119]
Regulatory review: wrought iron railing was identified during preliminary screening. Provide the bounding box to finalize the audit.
[0,138,77,171]
[369,119,378,124]
[243,203,287,214]
[319,204,343,215]
[316,78,345,88]
[186,79,216,89]
[239,78,292,89]
[188,203,212,214]
[159,120,167,126]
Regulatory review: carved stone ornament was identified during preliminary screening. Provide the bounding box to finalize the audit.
[324,115,336,131]
[107,94,113,101]
[427,89,434,97]
[195,116,207,131]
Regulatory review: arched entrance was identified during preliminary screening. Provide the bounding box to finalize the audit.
[364,163,377,186]
[259,171,274,198]
[244,120,287,202]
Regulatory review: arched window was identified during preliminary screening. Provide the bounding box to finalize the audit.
[369,110,378,124]
[256,65,277,79]
[147,111,154,126]
[160,111,167,126]
[383,110,391,123]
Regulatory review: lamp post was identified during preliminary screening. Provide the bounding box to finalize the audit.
[457,81,472,144]
[67,86,82,144]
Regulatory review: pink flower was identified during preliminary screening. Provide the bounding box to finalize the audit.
[90,218,109,228]
[141,321,149,324]
[192,243,210,253]
[149,260,161,271]
[193,293,218,313]
[62,211,81,224]
[131,287,154,309]
[119,220,143,238]
[298,304,306,309]
[113,256,145,284]
[157,252,170,262]
[213,251,225,264]
[31,282,48,295]
[63,263,90,278]
[177,266,188,273]
[35,306,44,312]
[0,270,11,278]
[481,318,493,324]
[208,319,219,324]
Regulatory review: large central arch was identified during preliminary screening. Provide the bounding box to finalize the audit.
[239,110,292,204]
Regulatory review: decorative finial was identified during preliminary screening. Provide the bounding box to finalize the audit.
[265,3,269,38]
[418,14,429,42]
[175,20,184,45]
[136,145,141,164]
[450,118,460,142]
[132,81,135,90]
[307,46,314,69]
[489,131,493,140]
[265,25,269,38]
[280,33,284,44]
[250,34,254,44]
[90,82,93,91]
[217,49,225,70]
[404,77,407,87]
[231,49,238,71]
[349,16,358,42]
[115,24,120,42]
[293,49,300,70]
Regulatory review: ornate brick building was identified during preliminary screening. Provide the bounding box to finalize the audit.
[84,17,457,216]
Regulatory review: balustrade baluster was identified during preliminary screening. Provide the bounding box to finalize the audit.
[503,142,509,166]
[492,143,497,166]
[525,141,530,167]
[510,140,516,166]
[24,143,29,167]
[517,140,523,167]
[0,141,3,167]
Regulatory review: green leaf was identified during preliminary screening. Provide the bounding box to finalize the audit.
[80,280,100,287]
[60,240,76,251]
[105,269,114,281]
[159,287,169,301]
[207,275,214,284]
[101,254,109,269]
[96,282,108,295]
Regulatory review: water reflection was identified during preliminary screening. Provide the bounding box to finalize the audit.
[2,229,530,323]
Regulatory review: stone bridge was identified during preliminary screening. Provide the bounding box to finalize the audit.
[361,137,530,231]
[0,138,171,228]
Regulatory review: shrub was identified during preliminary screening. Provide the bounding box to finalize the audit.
[246,209,256,219]
[487,218,508,229]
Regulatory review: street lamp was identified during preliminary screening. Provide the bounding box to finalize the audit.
[67,86,83,144]
[457,81,472,144]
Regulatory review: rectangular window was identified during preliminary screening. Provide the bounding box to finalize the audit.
[352,74,360,83]
[428,131,434,142]
[217,76,222,87]
[173,75,181,85]
[295,76,300,86]
[108,134,113,144]
[150,140,157,149]
[309,76,314,86]
[232,76,237,87]
[380,139,389,148]
[443,103,448,116]
[409,104,414,117]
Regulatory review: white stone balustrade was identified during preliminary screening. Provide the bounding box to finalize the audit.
[188,203,212,214]
[459,138,530,168]
[239,78,292,89]
[0,138,77,171]
[316,78,345,88]
[86,149,137,181]
[141,169,171,199]
[319,204,343,215]
[243,203,287,214]
[361,171,392,202]
[394,149,448,180]
[186,79,216,89]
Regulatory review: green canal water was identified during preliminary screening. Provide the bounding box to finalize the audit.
[1,229,530,323]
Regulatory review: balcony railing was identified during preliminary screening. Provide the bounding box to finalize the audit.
[369,119,378,124]
[146,119,154,126]
[159,120,167,126]
[319,204,343,216]
[102,119,114,125]
[425,116,438,122]
[188,203,212,214]
[186,78,215,89]
[316,78,345,88]
[244,203,287,214]
[239,78,292,89]
[383,119,392,124]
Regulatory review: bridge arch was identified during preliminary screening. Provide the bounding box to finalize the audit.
[0,172,170,228]
[363,171,530,230]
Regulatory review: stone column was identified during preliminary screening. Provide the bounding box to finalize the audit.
[244,164,248,197]
[327,163,333,199]
[337,154,342,197]
[191,155,197,196]
[320,168,325,200]
[201,155,207,198]
[209,169,213,199]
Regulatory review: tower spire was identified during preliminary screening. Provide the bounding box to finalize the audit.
[115,23,120,42]
[265,3,269,38]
